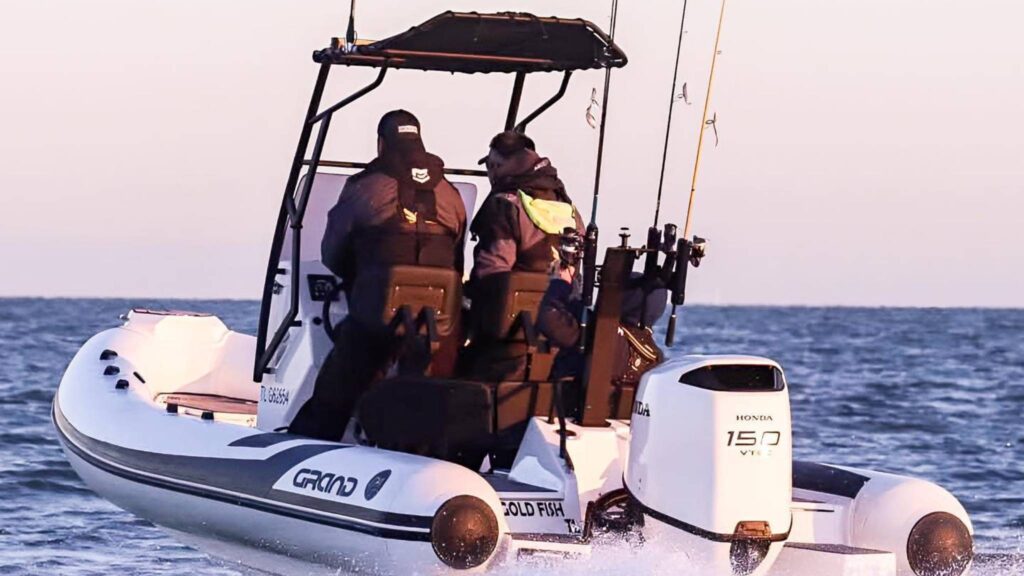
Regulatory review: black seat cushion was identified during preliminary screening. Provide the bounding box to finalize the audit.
[359,377,494,468]
[358,375,578,469]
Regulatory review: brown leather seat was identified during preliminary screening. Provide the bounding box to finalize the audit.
[346,265,463,378]
[470,272,548,340]
[357,272,575,468]
[352,265,462,335]
[463,272,558,382]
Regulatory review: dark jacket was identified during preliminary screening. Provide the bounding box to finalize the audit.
[536,279,583,350]
[469,153,584,285]
[538,276,668,382]
[321,151,467,327]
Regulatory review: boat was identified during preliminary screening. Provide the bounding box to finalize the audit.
[54,10,976,576]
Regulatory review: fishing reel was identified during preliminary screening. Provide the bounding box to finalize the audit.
[633,223,710,346]
[558,227,584,270]
[689,236,708,268]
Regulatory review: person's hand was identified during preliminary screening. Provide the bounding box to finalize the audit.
[557,265,576,284]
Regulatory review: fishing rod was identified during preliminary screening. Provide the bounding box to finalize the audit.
[588,0,620,228]
[640,0,690,332]
[652,0,690,228]
[684,0,727,241]
[580,0,621,349]
[665,0,728,347]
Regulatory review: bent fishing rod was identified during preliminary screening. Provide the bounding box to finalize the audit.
[684,0,728,241]
[663,0,729,347]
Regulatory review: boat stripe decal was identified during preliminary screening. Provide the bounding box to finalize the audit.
[53,403,433,541]
[626,486,792,544]
[58,409,431,529]
[228,432,314,448]
[785,543,891,555]
[510,533,587,544]
[792,461,870,499]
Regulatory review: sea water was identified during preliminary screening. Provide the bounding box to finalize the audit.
[1,299,1021,574]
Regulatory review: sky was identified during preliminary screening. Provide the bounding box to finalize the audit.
[1,0,1021,306]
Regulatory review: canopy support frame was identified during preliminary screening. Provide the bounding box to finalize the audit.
[515,71,573,133]
[254,65,389,382]
[253,11,628,384]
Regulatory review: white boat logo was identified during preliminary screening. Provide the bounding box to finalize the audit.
[364,469,392,501]
[292,468,358,498]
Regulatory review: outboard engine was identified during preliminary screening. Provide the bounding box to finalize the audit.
[626,356,792,576]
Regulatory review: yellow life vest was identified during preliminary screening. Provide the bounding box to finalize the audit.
[518,190,577,235]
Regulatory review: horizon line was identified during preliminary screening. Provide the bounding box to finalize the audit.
[0,295,1021,312]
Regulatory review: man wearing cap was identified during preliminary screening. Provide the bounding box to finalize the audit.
[461,131,585,381]
[469,130,584,287]
[290,110,467,441]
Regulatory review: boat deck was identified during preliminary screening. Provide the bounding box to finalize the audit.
[161,393,258,416]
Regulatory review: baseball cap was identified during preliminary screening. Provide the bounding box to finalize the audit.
[478,130,536,165]
[377,109,425,152]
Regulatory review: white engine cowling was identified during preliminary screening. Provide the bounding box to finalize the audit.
[626,355,793,576]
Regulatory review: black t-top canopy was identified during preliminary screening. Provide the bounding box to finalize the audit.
[313,11,628,74]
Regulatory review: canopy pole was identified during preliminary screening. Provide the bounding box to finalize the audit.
[515,71,573,133]
[505,72,527,131]
[653,0,690,227]
[684,0,728,240]
[254,63,331,382]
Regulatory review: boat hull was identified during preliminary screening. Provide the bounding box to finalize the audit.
[52,321,509,574]
[53,312,976,576]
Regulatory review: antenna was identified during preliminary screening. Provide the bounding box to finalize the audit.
[653,0,691,228]
[345,0,358,52]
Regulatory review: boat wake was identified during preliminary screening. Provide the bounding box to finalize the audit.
[973,554,1024,576]
[487,545,1024,576]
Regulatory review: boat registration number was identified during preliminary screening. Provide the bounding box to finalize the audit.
[260,386,290,406]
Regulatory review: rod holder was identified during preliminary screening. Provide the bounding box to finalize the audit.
[665,237,693,347]
[666,306,679,347]
[643,227,662,280]
[581,223,600,309]
[671,238,692,306]
[662,223,678,252]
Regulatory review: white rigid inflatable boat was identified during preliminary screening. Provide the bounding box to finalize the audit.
[54,311,976,576]
[55,10,976,576]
